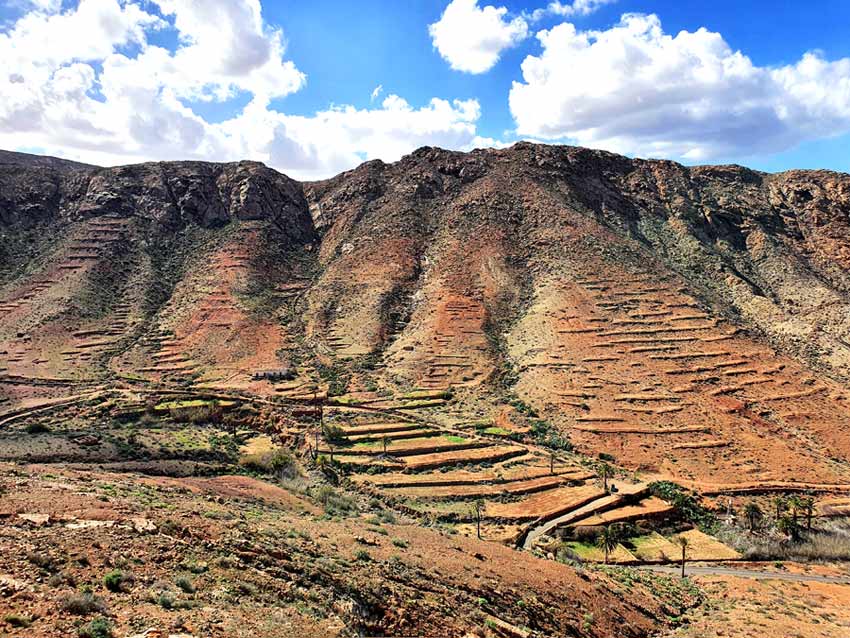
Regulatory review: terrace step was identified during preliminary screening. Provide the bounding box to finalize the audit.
[385,474,583,500]
[321,437,488,457]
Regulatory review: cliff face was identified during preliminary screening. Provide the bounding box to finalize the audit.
[2,144,850,486]
[0,157,309,230]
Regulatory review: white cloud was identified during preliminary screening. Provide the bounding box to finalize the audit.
[225,94,484,180]
[509,13,850,161]
[429,0,528,74]
[548,0,617,17]
[22,0,64,12]
[0,0,493,179]
[370,84,383,102]
[526,0,616,22]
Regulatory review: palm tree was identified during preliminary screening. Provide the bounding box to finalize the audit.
[801,496,815,530]
[788,495,803,525]
[472,499,484,540]
[772,496,787,521]
[598,462,612,493]
[744,502,763,532]
[674,535,689,578]
[777,514,801,541]
[596,524,620,564]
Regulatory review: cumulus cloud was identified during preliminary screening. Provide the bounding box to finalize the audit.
[526,0,616,23]
[509,13,850,161]
[0,0,491,179]
[548,0,617,17]
[429,0,529,74]
[226,94,484,180]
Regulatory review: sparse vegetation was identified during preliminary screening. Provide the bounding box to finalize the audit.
[61,592,106,616]
[312,485,357,516]
[354,549,371,561]
[78,617,113,638]
[239,448,298,479]
[321,422,349,445]
[649,481,718,532]
[4,614,32,628]
[175,574,196,594]
[103,569,132,593]
[317,363,350,397]
[530,418,572,451]
[739,521,850,561]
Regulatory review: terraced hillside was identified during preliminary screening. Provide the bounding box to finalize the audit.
[2,144,850,635]
[4,144,850,484]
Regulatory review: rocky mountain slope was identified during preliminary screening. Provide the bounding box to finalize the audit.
[3,144,850,488]
[3,144,850,637]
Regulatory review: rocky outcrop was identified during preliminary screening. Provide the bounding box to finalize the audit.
[0,157,311,235]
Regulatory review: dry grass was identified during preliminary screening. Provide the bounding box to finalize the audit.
[730,520,850,561]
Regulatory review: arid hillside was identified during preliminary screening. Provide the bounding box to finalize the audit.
[2,145,850,637]
[3,144,850,486]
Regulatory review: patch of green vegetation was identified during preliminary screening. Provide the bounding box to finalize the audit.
[566,541,599,559]
[175,575,196,594]
[649,481,718,533]
[400,390,453,400]
[397,399,448,409]
[312,485,357,516]
[78,617,113,638]
[482,426,512,436]
[510,398,538,417]
[103,569,132,593]
[530,419,572,451]
[354,549,371,561]
[317,363,350,397]
[321,423,349,445]
[3,614,32,628]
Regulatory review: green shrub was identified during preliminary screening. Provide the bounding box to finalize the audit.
[27,551,56,572]
[78,617,113,638]
[25,422,50,434]
[354,549,371,561]
[239,449,298,479]
[649,481,718,532]
[312,486,356,516]
[157,591,175,609]
[321,423,349,445]
[103,569,132,593]
[175,575,195,594]
[530,419,572,451]
[4,614,32,628]
[391,538,409,548]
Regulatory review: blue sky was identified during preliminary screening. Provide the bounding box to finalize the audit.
[1,0,849,178]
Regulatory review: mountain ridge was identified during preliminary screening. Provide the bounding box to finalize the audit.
[2,142,850,488]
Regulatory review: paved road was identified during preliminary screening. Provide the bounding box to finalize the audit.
[636,564,850,584]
